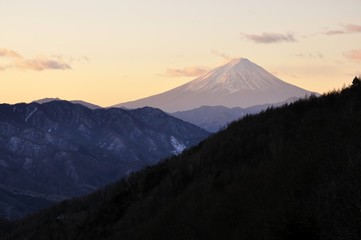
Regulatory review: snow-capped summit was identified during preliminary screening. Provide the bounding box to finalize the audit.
[115,58,317,112]
[186,58,290,93]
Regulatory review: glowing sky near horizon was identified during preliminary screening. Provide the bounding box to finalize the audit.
[0,0,360,107]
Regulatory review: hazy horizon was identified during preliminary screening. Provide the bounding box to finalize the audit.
[1,0,360,107]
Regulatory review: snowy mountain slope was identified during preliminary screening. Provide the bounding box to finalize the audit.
[0,101,209,219]
[115,58,316,112]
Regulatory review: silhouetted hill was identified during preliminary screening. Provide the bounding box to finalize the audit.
[1,78,360,240]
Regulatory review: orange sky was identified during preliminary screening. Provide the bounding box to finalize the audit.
[0,0,360,107]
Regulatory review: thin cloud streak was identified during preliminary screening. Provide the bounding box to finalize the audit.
[324,30,345,35]
[211,49,233,61]
[0,48,72,71]
[294,52,324,59]
[0,49,22,59]
[344,49,361,62]
[15,59,71,71]
[241,32,296,44]
[323,24,361,35]
[164,66,209,78]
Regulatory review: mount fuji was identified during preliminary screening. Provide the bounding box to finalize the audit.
[115,58,316,112]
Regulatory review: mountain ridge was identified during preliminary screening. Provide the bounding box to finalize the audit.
[0,100,209,219]
[33,98,102,109]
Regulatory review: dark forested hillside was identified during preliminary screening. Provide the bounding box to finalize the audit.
[1,77,361,240]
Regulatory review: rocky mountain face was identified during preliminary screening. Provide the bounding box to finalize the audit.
[0,101,209,219]
[115,58,316,112]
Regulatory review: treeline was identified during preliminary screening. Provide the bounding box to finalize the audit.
[1,77,361,239]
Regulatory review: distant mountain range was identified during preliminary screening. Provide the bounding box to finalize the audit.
[115,58,316,112]
[0,101,208,219]
[34,96,305,133]
[171,97,299,132]
[33,59,318,133]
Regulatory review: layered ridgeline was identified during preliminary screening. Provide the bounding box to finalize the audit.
[115,58,315,112]
[0,101,209,219]
[2,78,360,240]
[171,97,299,132]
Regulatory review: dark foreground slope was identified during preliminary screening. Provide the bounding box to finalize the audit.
[2,78,361,240]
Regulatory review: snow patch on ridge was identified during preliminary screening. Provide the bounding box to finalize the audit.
[25,107,38,122]
[170,136,186,155]
[66,159,79,183]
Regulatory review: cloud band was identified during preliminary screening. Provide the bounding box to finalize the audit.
[241,32,296,44]
[0,48,72,71]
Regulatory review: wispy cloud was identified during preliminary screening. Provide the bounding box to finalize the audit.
[294,52,324,60]
[211,49,233,61]
[323,24,361,35]
[241,32,296,44]
[0,49,22,59]
[323,30,344,35]
[15,59,71,71]
[0,48,73,71]
[345,24,361,33]
[164,66,208,78]
[344,49,361,62]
